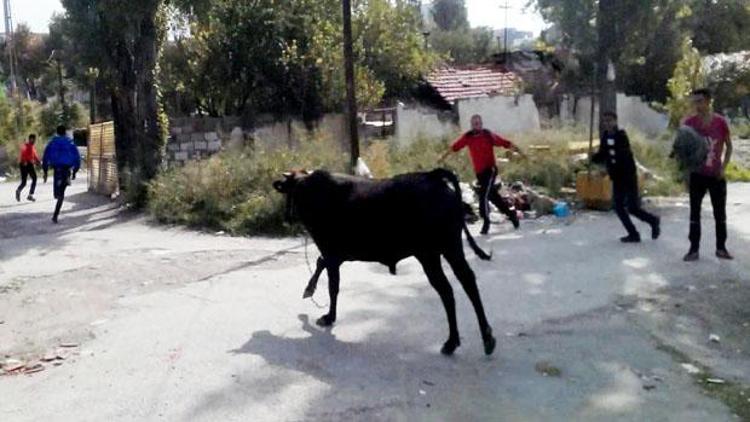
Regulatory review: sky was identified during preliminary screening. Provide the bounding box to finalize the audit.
[466,0,548,35]
[9,0,548,35]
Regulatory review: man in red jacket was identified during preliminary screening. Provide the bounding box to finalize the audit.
[16,134,41,202]
[440,114,525,235]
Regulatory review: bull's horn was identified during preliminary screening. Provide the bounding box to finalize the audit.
[283,172,293,179]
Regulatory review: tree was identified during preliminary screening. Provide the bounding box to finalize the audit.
[61,0,170,203]
[687,0,750,54]
[532,0,750,103]
[160,0,435,118]
[0,24,49,100]
[665,37,705,127]
[431,0,469,32]
[429,27,496,65]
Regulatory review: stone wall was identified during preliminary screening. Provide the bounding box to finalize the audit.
[166,117,230,165]
[560,93,669,139]
[165,114,348,166]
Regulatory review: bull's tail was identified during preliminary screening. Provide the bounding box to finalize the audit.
[432,168,492,261]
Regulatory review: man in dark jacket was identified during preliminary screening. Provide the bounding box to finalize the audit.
[42,125,81,224]
[592,111,660,243]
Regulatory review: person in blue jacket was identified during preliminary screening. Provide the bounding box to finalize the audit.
[43,125,81,223]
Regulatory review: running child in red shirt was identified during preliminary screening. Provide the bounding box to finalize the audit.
[16,134,41,202]
[440,114,525,235]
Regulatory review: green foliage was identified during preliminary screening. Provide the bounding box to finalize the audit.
[161,0,437,117]
[532,0,750,103]
[725,162,750,183]
[38,101,88,137]
[429,27,496,65]
[666,37,706,128]
[430,0,469,32]
[148,136,348,236]
[501,129,583,196]
[0,92,41,175]
[686,0,750,55]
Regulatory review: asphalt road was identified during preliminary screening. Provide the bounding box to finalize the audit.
[1,175,750,421]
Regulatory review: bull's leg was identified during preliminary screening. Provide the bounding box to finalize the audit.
[445,249,496,356]
[316,261,341,327]
[418,254,460,355]
[303,257,326,299]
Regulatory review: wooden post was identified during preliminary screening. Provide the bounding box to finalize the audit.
[342,0,359,173]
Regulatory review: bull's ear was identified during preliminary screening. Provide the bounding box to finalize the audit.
[273,180,286,193]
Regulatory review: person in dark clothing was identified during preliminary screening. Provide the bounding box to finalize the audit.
[681,88,734,262]
[439,114,525,235]
[42,125,81,224]
[16,134,41,202]
[592,111,660,243]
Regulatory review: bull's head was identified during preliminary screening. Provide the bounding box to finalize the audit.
[272,170,311,223]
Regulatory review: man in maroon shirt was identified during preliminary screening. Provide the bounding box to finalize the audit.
[440,114,525,235]
[682,88,734,262]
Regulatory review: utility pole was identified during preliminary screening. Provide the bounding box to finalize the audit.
[49,50,66,120]
[342,0,359,173]
[499,0,510,63]
[3,0,17,97]
[596,0,617,135]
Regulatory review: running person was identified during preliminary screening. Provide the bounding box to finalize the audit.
[440,114,525,235]
[592,111,660,243]
[681,89,734,261]
[42,125,81,224]
[16,134,41,202]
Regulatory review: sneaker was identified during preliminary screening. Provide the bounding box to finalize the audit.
[651,218,661,240]
[716,249,734,260]
[27,195,35,202]
[683,251,699,262]
[15,190,20,202]
[620,234,641,243]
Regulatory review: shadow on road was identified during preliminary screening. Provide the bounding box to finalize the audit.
[0,190,132,262]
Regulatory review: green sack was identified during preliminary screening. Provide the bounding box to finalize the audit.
[672,126,709,174]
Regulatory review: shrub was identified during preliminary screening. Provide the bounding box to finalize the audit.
[148,135,347,236]
[725,162,750,182]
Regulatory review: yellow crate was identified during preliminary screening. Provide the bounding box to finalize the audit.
[576,172,612,210]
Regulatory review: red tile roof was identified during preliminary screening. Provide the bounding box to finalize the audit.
[425,65,521,103]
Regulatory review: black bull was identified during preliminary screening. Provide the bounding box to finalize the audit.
[273,168,496,355]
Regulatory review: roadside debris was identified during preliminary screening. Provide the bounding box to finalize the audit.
[706,378,726,385]
[23,363,45,374]
[59,342,79,348]
[709,334,721,344]
[535,361,562,377]
[681,363,701,374]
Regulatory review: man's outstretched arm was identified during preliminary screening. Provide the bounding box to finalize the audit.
[439,134,468,163]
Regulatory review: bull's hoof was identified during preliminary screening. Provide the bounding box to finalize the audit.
[440,337,461,355]
[483,327,496,356]
[302,287,316,299]
[483,335,497,356]
[316,314,336,327]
